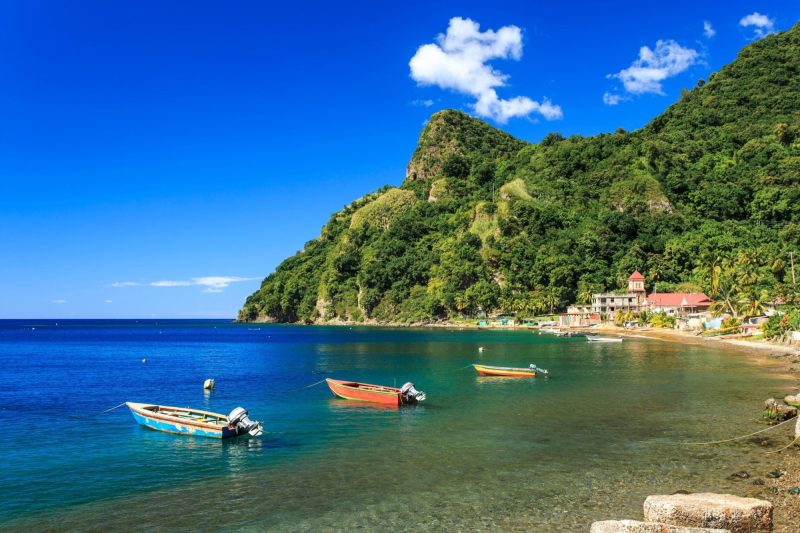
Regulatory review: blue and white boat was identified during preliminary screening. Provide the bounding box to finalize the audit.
[126,402,263,438]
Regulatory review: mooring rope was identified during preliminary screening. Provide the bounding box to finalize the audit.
[682,415,798,445]
[300,379,328,389]
[69,402,128,419]
[766,435,800,454]
[99,402,128,414]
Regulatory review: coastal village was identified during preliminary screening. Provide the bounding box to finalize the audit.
[475,271,778,340]
[560,270,768,333]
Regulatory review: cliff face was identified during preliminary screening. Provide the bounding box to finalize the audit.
[240,24,800,324]
[405,110,526,181]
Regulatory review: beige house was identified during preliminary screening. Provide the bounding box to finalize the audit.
[590,271,647,314]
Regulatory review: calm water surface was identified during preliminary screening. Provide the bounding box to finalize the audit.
[0,320,791,531]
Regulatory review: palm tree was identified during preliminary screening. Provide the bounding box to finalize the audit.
[694,252,721,296]
[738,289,768,319]
[701,259,742,318]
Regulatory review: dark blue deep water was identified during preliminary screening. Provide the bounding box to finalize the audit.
[0,320,792,531]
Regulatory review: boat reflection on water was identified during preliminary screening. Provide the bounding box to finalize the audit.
[474,375,547,386]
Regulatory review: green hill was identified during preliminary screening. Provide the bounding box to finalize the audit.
[240,24,800,323]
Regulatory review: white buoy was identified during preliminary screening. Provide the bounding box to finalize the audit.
[203,378,215,390]
[478,346,485,353]
[141,357,147,364]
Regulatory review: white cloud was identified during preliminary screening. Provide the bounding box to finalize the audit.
[104,299,113,304]
[147,276,257,292]
[51,299,67,304]
[603,92,626,106]
[739,12,775,39]
[150,280,193,287]
[412,99,434,107]
[191,276,254,289]
[409,17,562,123]
[610,39,699,96]
[111,281,139,287]
[703,21,715,38]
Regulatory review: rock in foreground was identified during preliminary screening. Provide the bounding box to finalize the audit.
[590,519,730,532]
[643,493,772,533]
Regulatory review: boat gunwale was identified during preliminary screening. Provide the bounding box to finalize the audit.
[473,364,536,373]
[126,402,229,431]
[325,378,400,396]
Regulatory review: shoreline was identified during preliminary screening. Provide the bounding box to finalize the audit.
[248,317,800,529]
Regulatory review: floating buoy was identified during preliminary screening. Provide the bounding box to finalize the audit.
[141,357,147,364]
[203,378,215,390]
[478,346,485,353]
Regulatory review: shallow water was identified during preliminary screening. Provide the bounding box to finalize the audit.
[0,321,791,531]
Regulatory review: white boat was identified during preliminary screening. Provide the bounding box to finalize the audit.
[586,335,623,343]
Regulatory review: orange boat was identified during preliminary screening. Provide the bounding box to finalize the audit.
[325,378,426,406]
[473,363,548,378]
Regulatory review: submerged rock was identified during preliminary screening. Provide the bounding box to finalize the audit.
[643,493,772,533]
[590,520,730,532]
[765,469,785,479]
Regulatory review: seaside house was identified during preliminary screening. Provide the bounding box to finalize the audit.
[740,315,769,336]
[589,271,648,314]
[559,310,600,328]
[646,293,712,316]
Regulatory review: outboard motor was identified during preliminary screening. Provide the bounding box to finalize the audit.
[529,363,549,376]
[400,382,426,403]
[227,407,263,437]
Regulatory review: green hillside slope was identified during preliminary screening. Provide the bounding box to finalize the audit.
[240,24,800,323]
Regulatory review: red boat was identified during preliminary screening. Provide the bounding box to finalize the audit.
[325,378,426,406]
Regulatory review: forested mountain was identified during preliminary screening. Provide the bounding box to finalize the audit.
[239,24,800,323]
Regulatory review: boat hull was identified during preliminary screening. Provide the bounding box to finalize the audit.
[473,364,536,377]
[325,379,408,406]
[126,402,241,439]
[586,336,623,343]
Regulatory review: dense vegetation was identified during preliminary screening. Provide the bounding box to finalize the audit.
[240,24,800,324]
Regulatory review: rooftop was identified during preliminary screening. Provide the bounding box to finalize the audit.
[647,293,712,307]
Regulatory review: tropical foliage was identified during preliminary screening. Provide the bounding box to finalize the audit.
[240,25,800,324]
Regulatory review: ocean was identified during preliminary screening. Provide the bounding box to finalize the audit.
[0,320,790,531]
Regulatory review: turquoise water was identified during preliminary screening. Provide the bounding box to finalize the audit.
[0,320,791,531]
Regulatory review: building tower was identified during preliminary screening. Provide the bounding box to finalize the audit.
[628,271,646,307]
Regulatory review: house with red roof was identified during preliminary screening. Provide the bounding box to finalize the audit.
[646,292,712,315]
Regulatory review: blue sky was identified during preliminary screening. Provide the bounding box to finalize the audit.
[1,1,798,318]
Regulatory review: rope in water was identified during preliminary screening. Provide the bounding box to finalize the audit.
[300,379,328,389]
[99,402,128,414]
[682,415,798,445]
[69,402,128,419]
[766,435,800,454]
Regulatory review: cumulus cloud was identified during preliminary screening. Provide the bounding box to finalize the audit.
[739,12,775,39]
[703,21,715,38]
[409,17,562,123]
[609,39,699,96]
[51,299,67,304]
[412,99,434,107]
[111,281,139,287]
